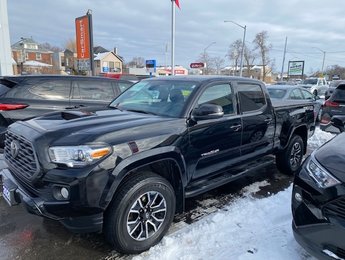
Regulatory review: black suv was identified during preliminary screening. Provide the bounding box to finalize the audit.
[321,83,345,133]
[0,75,132,147]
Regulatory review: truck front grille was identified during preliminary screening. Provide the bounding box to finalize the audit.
[4,131,39,179]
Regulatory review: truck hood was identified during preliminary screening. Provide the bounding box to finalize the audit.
[314,133,345,181]
[17,108,186,146]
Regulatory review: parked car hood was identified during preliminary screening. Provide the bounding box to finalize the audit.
[315,133,345,181]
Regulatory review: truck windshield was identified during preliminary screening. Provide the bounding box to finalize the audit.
[109,80,198,117]
[302,79,318,85]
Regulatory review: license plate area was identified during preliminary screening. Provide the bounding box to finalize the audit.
[2,178,19,206]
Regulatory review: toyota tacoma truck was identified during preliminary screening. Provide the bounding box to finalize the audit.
[0,76,315,254]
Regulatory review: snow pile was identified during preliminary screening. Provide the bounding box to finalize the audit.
[134,184,308,260]
[133,128,336,260]
[308,127,335,150]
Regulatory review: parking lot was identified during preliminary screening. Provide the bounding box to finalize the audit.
[0,159,293,260]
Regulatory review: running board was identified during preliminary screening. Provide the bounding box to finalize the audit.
[185,155,275,198]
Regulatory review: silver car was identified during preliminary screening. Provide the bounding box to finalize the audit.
[267,85,323,121]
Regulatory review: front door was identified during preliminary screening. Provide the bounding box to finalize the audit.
[186,83,242,180]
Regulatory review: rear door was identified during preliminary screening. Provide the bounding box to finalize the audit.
[235,82,275,161]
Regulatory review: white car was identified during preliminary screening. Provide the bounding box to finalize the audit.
[299,77,329,97]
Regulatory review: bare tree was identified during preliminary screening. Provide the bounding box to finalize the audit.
[198,52,215,75]
[212,56,225,75]
[253,31,273,81]
[127,57,146,68]
[41,42,62,52]
[64,38,76,52]
[243,45,256,77]
[325,65,345,79]
[227,39,242,75]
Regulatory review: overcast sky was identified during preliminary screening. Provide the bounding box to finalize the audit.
[6,0,345,74]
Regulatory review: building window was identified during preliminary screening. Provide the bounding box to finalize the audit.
[36,53,42,60]
[109,61,115,72]
[25,53,29,60]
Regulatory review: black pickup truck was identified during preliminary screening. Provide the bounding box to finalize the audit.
[0,76,315,253]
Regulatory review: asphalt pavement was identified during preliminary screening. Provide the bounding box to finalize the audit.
[0,155,292,260]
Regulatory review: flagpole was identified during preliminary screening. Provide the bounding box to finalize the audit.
[171,0,175,76]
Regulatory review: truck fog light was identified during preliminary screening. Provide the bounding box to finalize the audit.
[295,192,303,202]
[61,187,69,199]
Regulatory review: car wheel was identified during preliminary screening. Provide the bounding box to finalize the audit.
[276,135,304,175]
[104,172,176,254]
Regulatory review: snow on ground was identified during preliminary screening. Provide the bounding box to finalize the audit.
[133,129,336,260]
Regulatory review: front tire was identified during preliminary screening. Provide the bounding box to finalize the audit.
[104,172,176,254]
[276,135,304,175]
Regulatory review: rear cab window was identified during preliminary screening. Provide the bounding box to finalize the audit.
[237,83,266,113]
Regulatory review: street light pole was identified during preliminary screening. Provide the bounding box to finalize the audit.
[203,41,216,75]
[224,20,246,77]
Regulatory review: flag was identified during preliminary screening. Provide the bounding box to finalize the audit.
[174,0,180,9]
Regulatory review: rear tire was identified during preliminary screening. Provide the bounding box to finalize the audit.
[104,172,176,254]
[276,135,304,175]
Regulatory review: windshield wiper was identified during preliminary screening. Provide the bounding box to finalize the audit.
[126,109,157,116]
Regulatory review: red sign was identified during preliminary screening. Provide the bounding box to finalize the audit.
[190,62,205,69]
[75,15,91,59]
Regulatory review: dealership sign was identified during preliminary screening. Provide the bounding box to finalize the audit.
[190,62,205,69]
[75,15,91,59]
[288,61,304,76]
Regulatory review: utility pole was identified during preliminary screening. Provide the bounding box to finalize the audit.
[203,42,216,75]
[0,0,13,76]
[280,37,288,81]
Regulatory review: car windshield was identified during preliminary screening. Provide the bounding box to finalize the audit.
[267,88,287,99]
[109,80,198,117]
[302,79,317,85]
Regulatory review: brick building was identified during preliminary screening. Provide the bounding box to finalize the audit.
[12,37,53,74]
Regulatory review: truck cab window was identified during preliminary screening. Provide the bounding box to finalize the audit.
[197,84,234,115]
[238,83,266,112]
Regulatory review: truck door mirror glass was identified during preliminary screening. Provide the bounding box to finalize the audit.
[192,103,224,121]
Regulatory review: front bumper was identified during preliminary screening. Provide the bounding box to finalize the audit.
[292,168,345,259]
[0,168,104,233]
[293,220,345,260]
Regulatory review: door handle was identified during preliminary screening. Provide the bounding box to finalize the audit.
[230,124,242,131]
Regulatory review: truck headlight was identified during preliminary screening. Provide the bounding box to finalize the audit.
[49,144,112,167]
[306,155,340,189]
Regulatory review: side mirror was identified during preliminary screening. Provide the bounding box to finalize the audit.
[192,103,224,121]
[331,116,345,133]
